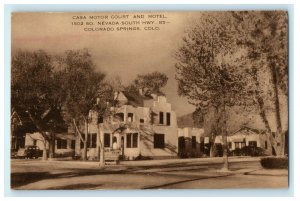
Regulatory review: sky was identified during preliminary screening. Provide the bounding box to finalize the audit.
[10,12,288,131]
[11,12,202,116]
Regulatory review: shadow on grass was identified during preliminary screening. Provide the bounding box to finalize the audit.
[11,160,260,189]
[11,169,130,189]
[11,172,52,188]
[46,183,103,190]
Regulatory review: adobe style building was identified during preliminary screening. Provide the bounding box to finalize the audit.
[179,126,273,157]
[19,92,178,160]
[18,93,277,160]
[76,91,178,160]
[178,127,206,157]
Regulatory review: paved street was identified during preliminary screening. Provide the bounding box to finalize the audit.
[11,157,288,190]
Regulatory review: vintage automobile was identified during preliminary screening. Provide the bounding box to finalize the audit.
[16,145,42,159]
[10,149,18,158]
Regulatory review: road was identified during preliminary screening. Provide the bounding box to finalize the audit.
[10,157,288,189]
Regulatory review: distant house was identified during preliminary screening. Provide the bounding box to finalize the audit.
[228,127,272,155]
[213,127,272,155]
[15,107,70,157]
[24,132,76,157]
[11,109,37,150]
[178,126,273,157]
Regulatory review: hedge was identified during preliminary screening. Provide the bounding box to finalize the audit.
[260,156,288,169]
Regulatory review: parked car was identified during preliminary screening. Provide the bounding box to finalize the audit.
[17,146,42,159]
[11,149,18,158]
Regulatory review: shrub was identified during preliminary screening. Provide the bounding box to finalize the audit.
[241,146,267,156]
[178,152,189,158]
[134,154,153,160]
[229,146,267,157]
[260,156,288,169]
[214,144,223,157]
[229,148,242,156]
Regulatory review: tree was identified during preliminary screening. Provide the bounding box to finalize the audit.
[11,50,67,160]
[131,71,168,96]
[192,108,204,127]
[175,13,249,170]
[231,11,288,155]
[94,84,114,166]
[59,49,112,161]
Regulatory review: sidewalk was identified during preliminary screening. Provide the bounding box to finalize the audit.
[244,168,288,176]
[12,156,261,170]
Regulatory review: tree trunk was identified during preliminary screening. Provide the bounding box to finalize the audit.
[82,119,88,161]
[42,141,48,161]
[48,133,55,158]
[221,96,229,171]
[252,68,279,155]
[209,134,216,157]
[99,127,105,167]
[271,64,284,156]
[82,142,87,160]
[209,144,214,157]
[208,106,221,158]
[73,118,86,160]
[222,134,229,171]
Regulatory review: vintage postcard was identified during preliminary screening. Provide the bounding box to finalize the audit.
[11,11,288,190]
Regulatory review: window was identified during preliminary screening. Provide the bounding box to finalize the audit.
[140,118,144,123]
[228,142,232,149]
[33,140,37,146]
[98,116,104,124]
[265,141,268,149]
[81,133,97,149]
[166,112,171,126]
[200,137,205,152]
[159,112,164,124]
[114,113,124,122]
[87,134,91,148]
[132,133,138,148]
[235,142,240,149]
[91,133,97,148]
[57,139,67,149]
[248,141,257,147]
[178,136,185,150]
[154,133,165,149]
[192,136,196,149]
[126,133,138,148]
[241,142,246,149]
[104,133,111,147]
[80,135,85,149]
[71,140,76,149]
[128,113,134,122]
[126,134,131,148]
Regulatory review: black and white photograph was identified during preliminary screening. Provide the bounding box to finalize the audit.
[10,11,288,190]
